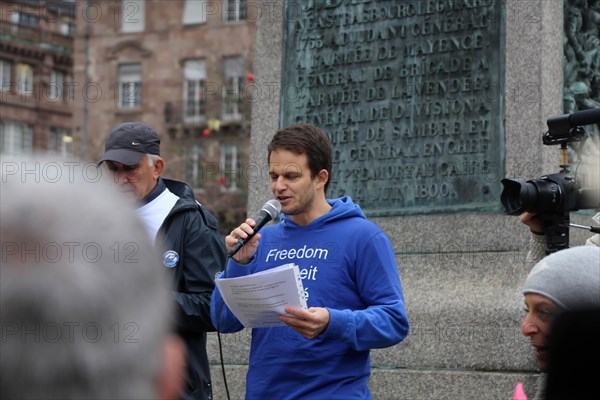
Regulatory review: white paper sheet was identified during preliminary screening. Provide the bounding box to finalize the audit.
[215,263,308,328]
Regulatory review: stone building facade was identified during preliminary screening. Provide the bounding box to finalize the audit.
[0,0,76,157]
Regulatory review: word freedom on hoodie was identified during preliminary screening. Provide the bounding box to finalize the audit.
[265,245,329,262]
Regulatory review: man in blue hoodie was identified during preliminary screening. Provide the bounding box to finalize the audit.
[211,124,409,399]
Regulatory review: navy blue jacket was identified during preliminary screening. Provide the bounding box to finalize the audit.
[159,178,226,400]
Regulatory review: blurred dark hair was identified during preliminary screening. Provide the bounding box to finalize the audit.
[545,307,600,399]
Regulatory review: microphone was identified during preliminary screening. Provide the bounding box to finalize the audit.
[228,199,281,258]
[546,108,600,139]
[567,108,600,126]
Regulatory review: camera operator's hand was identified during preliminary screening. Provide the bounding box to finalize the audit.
[520,211,545,235]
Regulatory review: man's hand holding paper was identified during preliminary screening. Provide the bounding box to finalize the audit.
[279,306,331,339]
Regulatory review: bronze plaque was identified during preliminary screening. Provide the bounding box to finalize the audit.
[281,0,505,216]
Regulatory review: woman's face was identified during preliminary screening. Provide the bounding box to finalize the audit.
[521,293,561,372]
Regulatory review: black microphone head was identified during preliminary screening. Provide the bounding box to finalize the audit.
[261,199,281,221]
[228,200,281,258]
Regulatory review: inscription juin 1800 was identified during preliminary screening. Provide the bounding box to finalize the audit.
[281,0,505,216]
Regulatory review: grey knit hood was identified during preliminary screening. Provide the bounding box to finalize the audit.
[523,246,600,310]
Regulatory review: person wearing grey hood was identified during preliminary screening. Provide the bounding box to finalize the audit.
[520,245,600,400]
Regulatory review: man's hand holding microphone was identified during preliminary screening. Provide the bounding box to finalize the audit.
[226,199,281,263]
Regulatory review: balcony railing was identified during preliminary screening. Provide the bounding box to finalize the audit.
[164,101,208,126]
[164,100,250,127]
[0,22,73,54]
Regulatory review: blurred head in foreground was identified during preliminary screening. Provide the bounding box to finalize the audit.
[0,157,184,399]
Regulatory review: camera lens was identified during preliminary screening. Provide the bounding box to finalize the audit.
[500,178,563,215]
[501,179,532,215]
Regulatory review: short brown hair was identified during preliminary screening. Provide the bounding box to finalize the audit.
[267,124,333,193]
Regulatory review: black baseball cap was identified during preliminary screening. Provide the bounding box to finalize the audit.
[98,122,160,166]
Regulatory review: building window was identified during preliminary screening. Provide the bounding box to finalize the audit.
[11,11,40,27]
[183,0,208,25]
[220,144,238,191]
[118,63,141,109]
[0,59,11,91]
[60,23,76,36]
[222,57,244,121]
[121,0,145,33]
[184,60,206,122]
[15,63,33,94]
[223,0,247,22]
[0,120,33,156]
[48,127,73,157]
[49,70,64,102]
[185,144,205,189]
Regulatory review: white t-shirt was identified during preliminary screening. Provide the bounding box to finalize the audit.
[136,188,180,242]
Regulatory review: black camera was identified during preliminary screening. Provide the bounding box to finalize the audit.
[501,108,600,254]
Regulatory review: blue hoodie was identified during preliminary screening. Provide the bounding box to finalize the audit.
[211,196,409,399]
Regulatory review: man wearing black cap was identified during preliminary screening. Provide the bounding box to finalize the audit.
[99,122,226,400]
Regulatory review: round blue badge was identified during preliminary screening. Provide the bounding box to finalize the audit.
[162,250,179,268]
